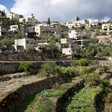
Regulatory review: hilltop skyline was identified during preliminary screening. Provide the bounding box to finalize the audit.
[0,0,112,22]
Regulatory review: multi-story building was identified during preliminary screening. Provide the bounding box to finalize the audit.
[14,38,35,52]
[66,22,74,29]
[35,24,55,37]
[7,12,23,20]
[25,14,36,25]
[102,24,112,31]
[26,26,35,33]
[68,30,81,39]
[66,20,85,29]
[88,18,98,26]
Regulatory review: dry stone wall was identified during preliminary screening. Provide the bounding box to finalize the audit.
[0,76,65,112]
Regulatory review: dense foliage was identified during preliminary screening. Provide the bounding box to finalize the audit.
[18,61,34,74]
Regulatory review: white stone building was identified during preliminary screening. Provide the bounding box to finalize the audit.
[14,38,35,52]
[25,14,36,25]
[68,30,79,39]
[66,22,74,29]
[10,25,19,32]
[7,12,23,20]
[102,24,112,31]
[62,47,72,55]
[66,20,85,29]
[88,18,98,26]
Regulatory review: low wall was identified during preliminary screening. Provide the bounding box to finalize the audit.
[0,61,73,75]
[0,62,20,74]
[0,53,42,61]
[56,79,84,112]
[94,90,105,112]
[0,76,66,112]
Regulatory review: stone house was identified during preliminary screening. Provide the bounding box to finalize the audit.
[35,24,55,37]
[102,24,112,31]
[14,38,35,52]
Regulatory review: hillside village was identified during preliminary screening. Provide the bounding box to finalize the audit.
[1,10,112,59]
[1,10,112,112]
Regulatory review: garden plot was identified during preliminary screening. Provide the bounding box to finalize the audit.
[66,87,102,112]
[14,78,83,112]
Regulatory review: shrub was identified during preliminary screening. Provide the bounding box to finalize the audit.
[59,67,79,79]
[71,58,90,66]
[85,74,100,87]
[99,79,109,93]
[100,32,107,35]
[80,67,95,74]
[70,61,78,66]
[93,60,99,65]
[78,58,90,66]
[106,93,112,103]
[38,61,60,77]
[39,99,55,112]
[102,65,110,73]
[18,61,34,74]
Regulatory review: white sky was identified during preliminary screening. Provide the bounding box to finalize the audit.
[0,0,112,22]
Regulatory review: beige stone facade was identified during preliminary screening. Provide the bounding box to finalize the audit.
[35,24,55,37]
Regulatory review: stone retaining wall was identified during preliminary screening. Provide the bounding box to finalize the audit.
[56,79,84,112]
[0,76,66,112]
[0,61,72,75]
[94,90,105,112]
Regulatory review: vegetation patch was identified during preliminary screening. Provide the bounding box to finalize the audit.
[15,81,76,112]
[65,87,102,112]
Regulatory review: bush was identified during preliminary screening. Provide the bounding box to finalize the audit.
[80,67,95,74]
[106,93,112,103]
[93,60,99,65]
[102,65,110,73]
[39,99,55,112]
[59,67,79,79]
[71,58,90,66]
[18,61,34,74]
[38,61,60,77]
[85,74,100,87]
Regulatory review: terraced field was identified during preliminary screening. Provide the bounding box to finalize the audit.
[65,87,101,112]
[13,79,103,112]
[13,78,83,112]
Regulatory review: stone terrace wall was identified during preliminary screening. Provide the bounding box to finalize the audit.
[94,90,105,112]
[0,52,42,61]
[0,76,66,112]
[0,61,72,75]
[56,79,84,112]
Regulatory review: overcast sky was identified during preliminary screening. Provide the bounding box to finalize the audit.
[0,0,112,22]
